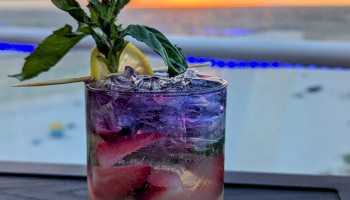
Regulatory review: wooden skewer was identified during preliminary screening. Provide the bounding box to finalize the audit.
[11,76,91,87]
[11,62,211,87]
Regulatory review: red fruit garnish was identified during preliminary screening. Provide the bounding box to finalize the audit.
[140,186,185,200]
[140,169,184,200]
[148,169,183,188]
[97,132,119,143]
[97,132,163,167]
[185,155,224,200]
[89,165,151,200]
[138,156,224,200]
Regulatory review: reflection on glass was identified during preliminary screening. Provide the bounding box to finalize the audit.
[1,0,350,176]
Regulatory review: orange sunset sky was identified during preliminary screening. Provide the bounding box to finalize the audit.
[128,0,350,8]
[77,0,350,8]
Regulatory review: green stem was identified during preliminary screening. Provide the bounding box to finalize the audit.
[108,38,128,73]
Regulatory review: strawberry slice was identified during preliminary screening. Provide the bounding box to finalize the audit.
[140,187,184,200]
[185,155,224,200]
[89,165,151,200]
[148,169,183,188]
[139,169,185,200]
[97,132,163,167]
[142,156,224,200]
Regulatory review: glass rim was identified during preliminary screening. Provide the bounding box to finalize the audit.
[85,77,228,96]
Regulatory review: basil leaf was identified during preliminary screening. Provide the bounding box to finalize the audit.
[113,0,130,18]
[89,1,108,23]
[87,0,99,26]
[51,0,87,23]
[88,0,113,36]
[77,22,92,34]
[122,25,188,76]
[9,25,86,81]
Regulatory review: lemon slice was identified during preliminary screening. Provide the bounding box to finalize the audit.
[90,46,111,80]
[118,42,154,76]
[90,42,153,80]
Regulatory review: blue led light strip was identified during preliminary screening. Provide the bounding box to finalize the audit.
[186,56,346,71]
[0,41,346,71]
[0,42,36,53]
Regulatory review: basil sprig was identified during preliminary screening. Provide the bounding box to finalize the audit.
[122,25,188,76]
[10,0,188,81]
[9,25,85,80]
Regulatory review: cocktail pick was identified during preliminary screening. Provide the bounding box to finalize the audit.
[12,62,211,87]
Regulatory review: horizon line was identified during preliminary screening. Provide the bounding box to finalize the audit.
[127,5,350,9]
[1,1,350,9]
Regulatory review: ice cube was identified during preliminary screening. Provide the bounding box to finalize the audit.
[184,113,225,140]
[182,69,198,79]
[123,65,134,79]
[186,137,218,151]
[94,93,111,105]
[109,74,135,91]
[89,65,224,94]
[160,114,186,137]
[117,114,136,129]
[187,96,209,107]
[135,77,162,91]
[91,101,122,134]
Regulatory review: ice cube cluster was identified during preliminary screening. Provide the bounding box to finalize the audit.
[88,66,223,93]
[86,66,227,155]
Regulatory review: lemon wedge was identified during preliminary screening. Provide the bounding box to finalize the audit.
[90,46,111,80]
[118,42,154,76]
[90,42,153,80]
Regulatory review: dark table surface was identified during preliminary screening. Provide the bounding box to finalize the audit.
[0,171,349,200]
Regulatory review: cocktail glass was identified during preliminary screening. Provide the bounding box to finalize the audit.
[85,69,227,200]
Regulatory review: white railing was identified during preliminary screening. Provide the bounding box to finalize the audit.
[2,26,350,68]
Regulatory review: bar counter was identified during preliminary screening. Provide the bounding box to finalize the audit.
[0,171,348,200]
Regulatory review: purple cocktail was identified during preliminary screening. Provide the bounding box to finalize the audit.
[86,67,227,200]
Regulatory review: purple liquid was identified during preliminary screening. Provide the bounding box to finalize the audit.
[86,74,227,200]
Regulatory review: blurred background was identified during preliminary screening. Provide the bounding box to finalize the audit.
[1,0,350,176]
